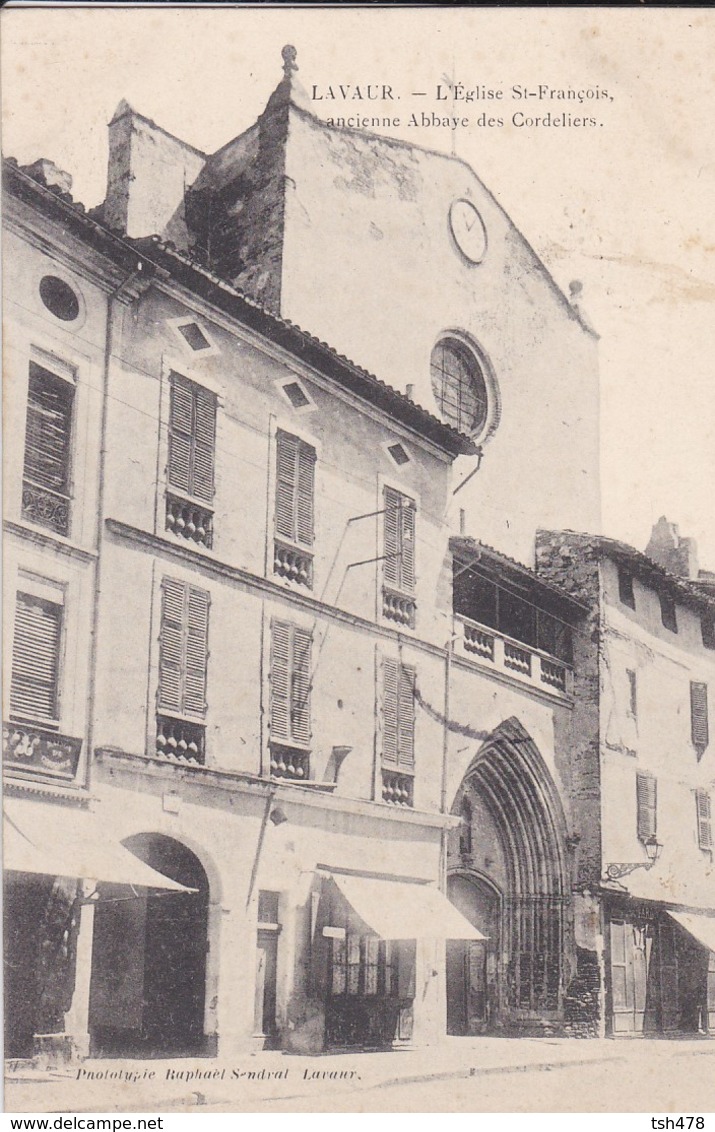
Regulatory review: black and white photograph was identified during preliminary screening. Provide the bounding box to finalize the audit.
[2,4,714,1117]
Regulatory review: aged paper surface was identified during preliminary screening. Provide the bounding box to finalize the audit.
[2,3,714,1116]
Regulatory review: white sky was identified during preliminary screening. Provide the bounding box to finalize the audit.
[2,6,714,566]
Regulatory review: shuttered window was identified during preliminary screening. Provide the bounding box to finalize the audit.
[636,771,657,841]
[269,620,312,747]
[24,362,74,495]
[696,787,710,851]
[384,487,415,593]
[10,592,63,722]
[168,374,216,502]
[158,578,210,717]
[275,431,316,548]
[696,790,713,851]
[691,682,709,752]
[382,658,416,770]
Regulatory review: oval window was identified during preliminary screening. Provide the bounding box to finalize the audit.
[39,276,80,322]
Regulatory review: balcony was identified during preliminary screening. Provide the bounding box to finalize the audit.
[273,541,313,588]
[165,494,213,549]
[4,721,82,781]
[456,615,572,697]
[381,769,414,807]
[22,480,70,537]
[269,744,310,780]
[383,586,416,629]
[155,716,205,764]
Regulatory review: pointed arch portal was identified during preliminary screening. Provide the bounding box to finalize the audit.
[447,718,568,1033]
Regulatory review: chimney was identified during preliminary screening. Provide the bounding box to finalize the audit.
[101,100,205,242]
[21,159,73,196]
[645,516,699,579]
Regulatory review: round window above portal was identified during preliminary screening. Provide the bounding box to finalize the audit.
[430,336,494,439]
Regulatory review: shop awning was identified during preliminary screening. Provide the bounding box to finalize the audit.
[3,799,193,892]
[668,911,715,953]
[328,872,486,940]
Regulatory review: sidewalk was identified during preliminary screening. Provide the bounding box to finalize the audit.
[5,1037,627,1113]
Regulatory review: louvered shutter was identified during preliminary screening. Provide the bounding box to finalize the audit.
[159,578,209,717]
[383,488,401,588]
[192,386,216,501]
[636,772,657,841]
[24,363,73,494]
[397,664,416,769]
[400,499,415,592]
[270,620,292,743]
[382,657,399,765]
[168,375,216,501]
[295,442,316,548]
[184,586,210,715]
[168,376,194,495]
[696,790,713,851]
[10,593,62,721]
[158,579,186,713]
[290,627,312,744]
[691,682,709,750]
[275,432,298,542]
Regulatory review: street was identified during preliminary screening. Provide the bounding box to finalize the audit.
[7,1039,714,1114]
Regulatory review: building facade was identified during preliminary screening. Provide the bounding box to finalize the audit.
[4,48,615,1062]
[537,524,715,1037]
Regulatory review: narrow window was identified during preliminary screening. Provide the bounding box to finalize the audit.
[381,657,415,807]
[636,771,657,842]
[255,890,280,1040]
[690,681,709,755]
[459,796,473,856]
[166,374,216,548]
[10,592,63,723]
[618,567,635,610]
[659,591,678,633]
[269,620,312,779]
[701,613,715,651]
[156,577,209,764]
[22,361,74,537]
[627,669,638,719]
[273,431,316,588]
[696,790,713,852]
[383,487,416,628]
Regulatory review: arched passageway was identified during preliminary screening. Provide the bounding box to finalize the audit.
[447,718,568,1034]
[88,834,209,1058]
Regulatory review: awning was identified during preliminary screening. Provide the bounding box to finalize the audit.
[328,872,486,940]
[3,799,193,892]
[668,910,715,953]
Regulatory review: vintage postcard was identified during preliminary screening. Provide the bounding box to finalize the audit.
[2,4,714,1116]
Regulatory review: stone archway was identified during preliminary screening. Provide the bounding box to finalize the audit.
[447,718,569,1033]
[88,834,210,1058]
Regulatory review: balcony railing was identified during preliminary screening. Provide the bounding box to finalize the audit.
[4,721,82,781]
[273,541,313,588]
[383,587,416,629]
[456,615,572,697]
[269,744,310,780]
[22,480,70,537]
[155,716,205,764]
[165,494,213,548]
[381,769,414,807]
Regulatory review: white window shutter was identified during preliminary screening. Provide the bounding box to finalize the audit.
[691,682,709,751]
[290,626,312,744]
[382,657,399,765]
[397,664,416,769]
[696,789,713,851]
[10,593,62,721]
[636,771,657,841]
[270,620,292,743]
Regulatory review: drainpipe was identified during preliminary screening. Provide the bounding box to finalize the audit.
[439,621,456,893]
[84,262,148,796]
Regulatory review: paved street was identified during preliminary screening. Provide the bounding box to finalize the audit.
[6,1038,715,1114]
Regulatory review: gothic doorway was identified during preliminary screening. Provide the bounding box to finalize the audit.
[447,718,568,1033]
[88,834,209,1058]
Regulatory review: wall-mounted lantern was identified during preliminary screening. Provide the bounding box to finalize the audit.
[604,835,662,880]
